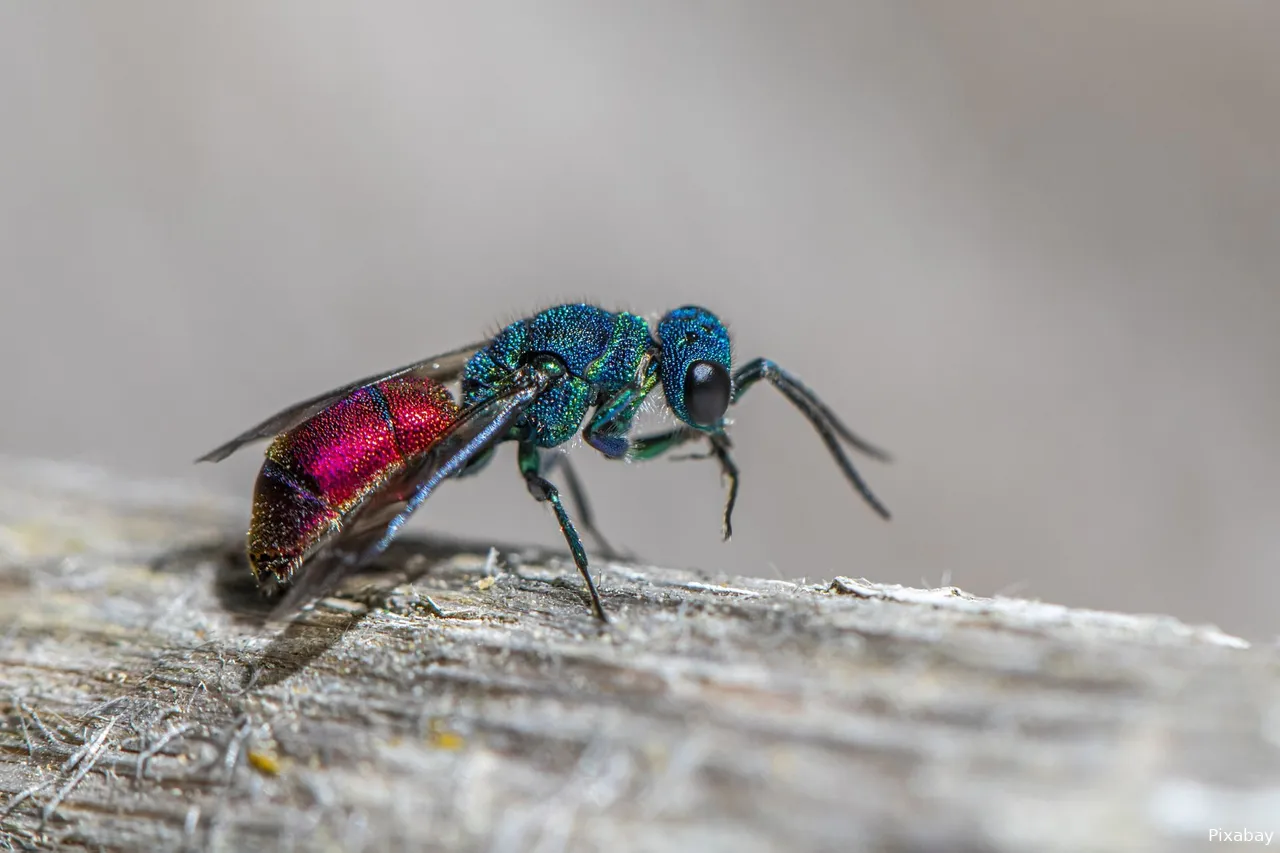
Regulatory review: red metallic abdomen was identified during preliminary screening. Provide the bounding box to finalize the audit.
[247,376,461,581]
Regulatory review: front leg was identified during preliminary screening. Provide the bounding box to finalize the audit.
[518,442,609,622]
[628,426,699,461]
[581,360,660,459]
[707,434,739,540]
[628,427,740,541]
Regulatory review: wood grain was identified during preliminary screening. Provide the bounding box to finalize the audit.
[0,457,1276,852]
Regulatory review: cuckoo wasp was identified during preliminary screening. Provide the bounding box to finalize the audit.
[198,304,891,622]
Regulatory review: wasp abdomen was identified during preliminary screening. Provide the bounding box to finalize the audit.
[248,459,340,580]
[247,377,460,582]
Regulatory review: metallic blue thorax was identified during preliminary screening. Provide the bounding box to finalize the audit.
[462,304,654,447]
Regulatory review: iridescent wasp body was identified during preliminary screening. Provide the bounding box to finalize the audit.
[199,304,890,622]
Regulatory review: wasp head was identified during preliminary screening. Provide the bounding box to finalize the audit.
[658,306,732,431]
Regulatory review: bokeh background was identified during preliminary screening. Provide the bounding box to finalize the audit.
[3,3,1277,638]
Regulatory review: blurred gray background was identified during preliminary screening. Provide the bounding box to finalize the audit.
[2,3,1277,638]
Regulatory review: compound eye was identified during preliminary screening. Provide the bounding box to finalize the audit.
[683,360,731,426]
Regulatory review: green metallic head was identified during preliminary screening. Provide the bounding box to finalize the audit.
[657,306,732,431]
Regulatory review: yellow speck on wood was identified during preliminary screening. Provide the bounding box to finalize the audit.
[248,751,282,776]
[474,576,496,591]
[427,719,465,750]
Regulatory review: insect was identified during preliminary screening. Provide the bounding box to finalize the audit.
[198,304,891,622]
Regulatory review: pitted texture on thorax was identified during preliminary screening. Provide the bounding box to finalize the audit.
[461,305,654,447]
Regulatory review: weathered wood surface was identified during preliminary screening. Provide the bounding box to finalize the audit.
[0,456,1277,853]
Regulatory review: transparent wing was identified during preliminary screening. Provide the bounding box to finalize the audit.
[266,363,554,621]
[197,341,486,463]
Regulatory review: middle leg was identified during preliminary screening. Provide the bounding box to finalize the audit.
[541,452,625,559]
[518,442,608,622]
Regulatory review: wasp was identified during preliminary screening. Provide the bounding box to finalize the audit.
[199,304,890,622]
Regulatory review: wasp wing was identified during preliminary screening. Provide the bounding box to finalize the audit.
[197,341,486,463]
[266,363,553,622]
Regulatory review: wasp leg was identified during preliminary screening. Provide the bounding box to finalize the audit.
[627,428,739,540]
[707,434,739,540]
[518,442,609,622]
[732,358,891,519]
[581,360,661,459]
[540,453,625,560]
